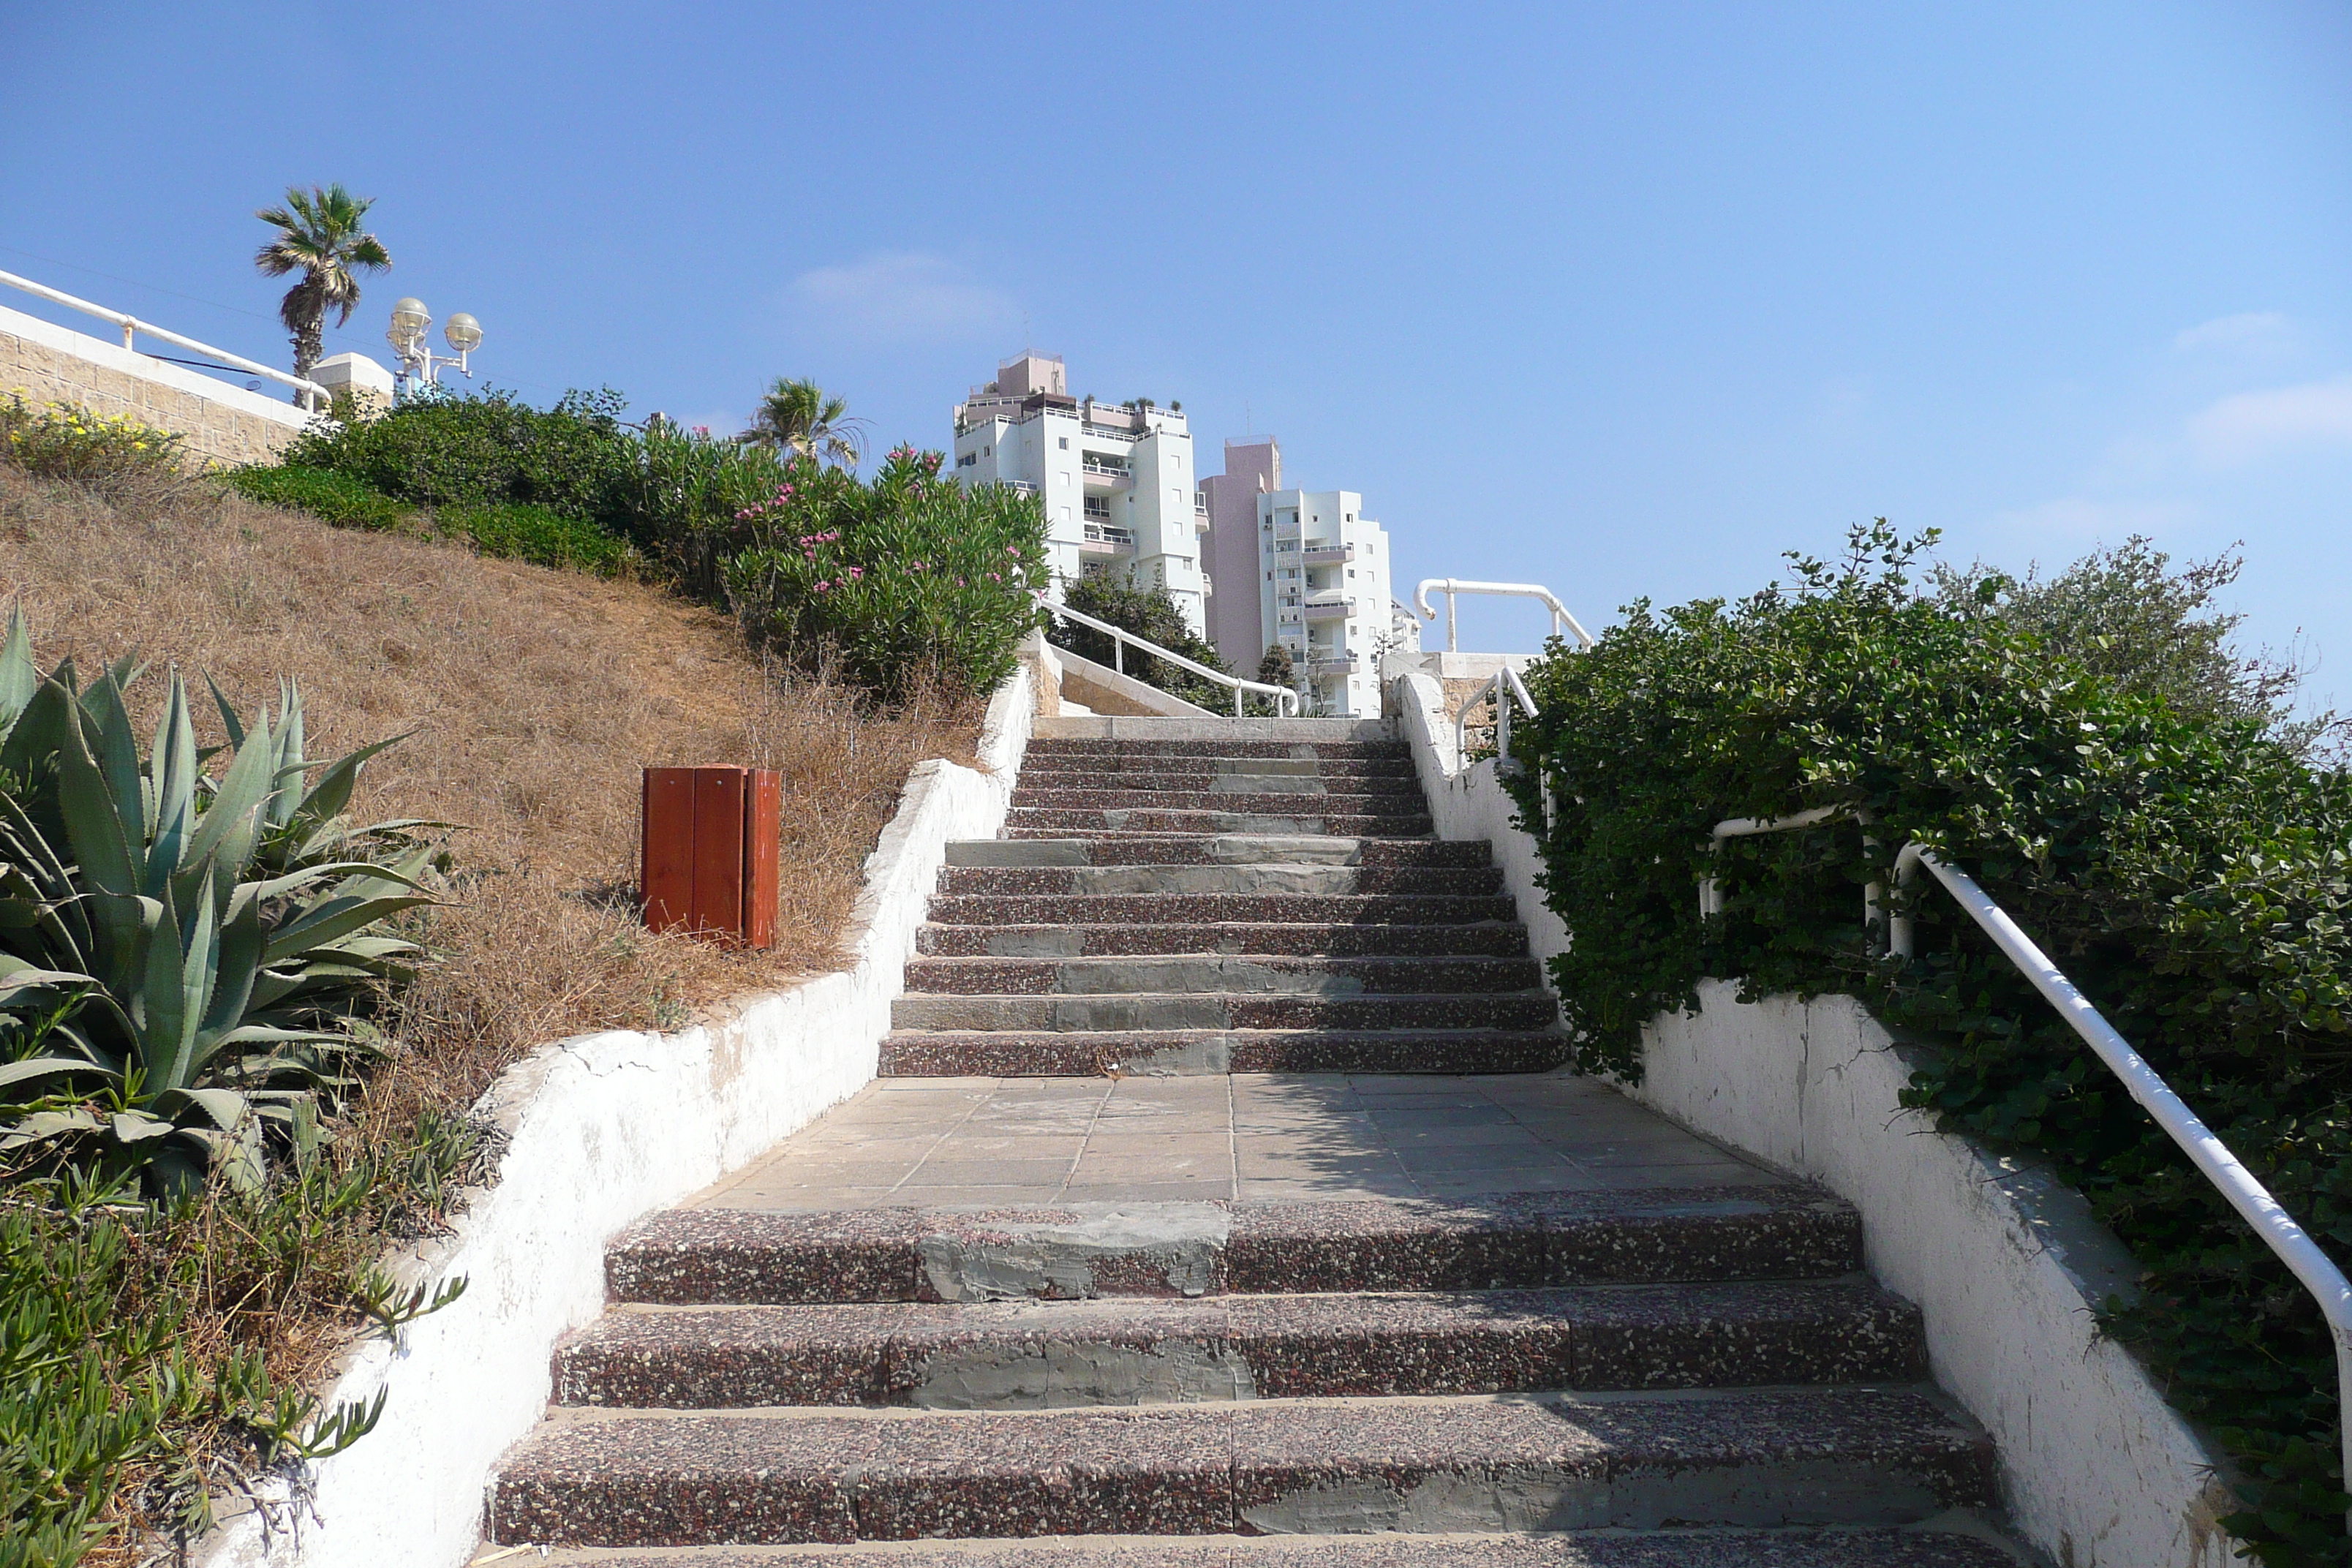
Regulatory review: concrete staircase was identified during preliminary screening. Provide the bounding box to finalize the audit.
[483,721,2024,1564]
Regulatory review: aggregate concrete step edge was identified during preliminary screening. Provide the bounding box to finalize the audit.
[603,1188,1864,1305]
[522,1524,2028,1567]
[483,1387,1998,1547]
[878,1027,1572,1077]
[551,1280,1927,1409]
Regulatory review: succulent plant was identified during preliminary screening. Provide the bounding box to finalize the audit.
[0,609,442,1194]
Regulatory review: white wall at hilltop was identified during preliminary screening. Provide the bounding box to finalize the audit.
[1390,668,2238,1568]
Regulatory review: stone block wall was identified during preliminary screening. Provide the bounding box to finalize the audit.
[1,302,310,468]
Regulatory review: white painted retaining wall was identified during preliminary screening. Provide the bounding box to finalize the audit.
[203,668,1036,1568]
[1390,668,2236,1568]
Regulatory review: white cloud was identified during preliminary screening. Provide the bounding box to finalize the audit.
[2171,311,2291,354]
[791,252,1018,343]
[1989,496,2198,540]
[2187,376,2352,466]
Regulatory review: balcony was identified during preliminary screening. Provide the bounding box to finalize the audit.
[1081,522,1136,553]
[1303,595,1354,622]
[1081,458,1133,485]
[1308,651,1359,675]
[1301,543,1354,565]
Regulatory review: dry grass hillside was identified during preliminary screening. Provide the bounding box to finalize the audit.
[0,461,979,1140]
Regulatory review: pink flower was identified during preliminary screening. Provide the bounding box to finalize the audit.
[1005,544,1019,555]
[911,559,924,570]
[693,424,709,437]
[814,580,830,592]
[848,565,864,580]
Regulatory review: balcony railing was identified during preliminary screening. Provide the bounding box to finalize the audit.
[1302,543,1354,564]
[1303,596,1354,621]
[1082,522,1136,549]
[1081,459,1132,483]
[1308,651,1359,674]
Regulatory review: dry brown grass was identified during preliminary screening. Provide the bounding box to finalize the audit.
[1,463,981,1554]
[1,464,976,1072]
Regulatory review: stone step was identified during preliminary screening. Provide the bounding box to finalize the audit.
[915,922,1532,960]
[879,1028,1572,1077]
[606,1189,1863,1306]
[1011,789,1427,816]
[924,893,1511,927]
[887,992,1561,1034]
[1025,738,1410,760]
[526,1526,2024,1568]
[553,1280,1925,1410]
[1007,810,1437,836]
[944,836,1488,869]
[1021,755,1419,780]
[902,956,1542,997]
[484,1387,1995,1547]
[937,864,1503,897]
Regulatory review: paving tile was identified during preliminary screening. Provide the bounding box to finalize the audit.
[900,1159,1077,1187]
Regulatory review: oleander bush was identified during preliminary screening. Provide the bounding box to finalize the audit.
[723,446,1047,701]
[1508,521,2352,1565]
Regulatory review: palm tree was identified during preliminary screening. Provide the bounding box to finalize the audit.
[253,184,392,390]
[739,377,870,466]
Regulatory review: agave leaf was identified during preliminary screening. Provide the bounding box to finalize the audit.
[55,701,139,900]
[292,733,414,831]
[138,878,206,1096]
[173,1085,256,1133]
[198,883,264,1045]
[110,1109,178,1144]
[146,674,204,899]
[206,1022,363,1052]
[0,678,72,795]
[181,706,277,881]
[80,671,150,849]
[203,673,249,753]
[269,678,308,830]
[0,1057,110,1093]
[238,857,437,909]
[263,893,433,968]
[0,607,34,731]
[0,1105,105,1147]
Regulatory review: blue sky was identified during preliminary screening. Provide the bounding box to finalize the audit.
[4,3,2348,691]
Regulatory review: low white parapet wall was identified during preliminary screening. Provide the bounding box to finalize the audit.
[1389,668,2236,1567]
[1,301,311,467]
[203,670,1035,1568]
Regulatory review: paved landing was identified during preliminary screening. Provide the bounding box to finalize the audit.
[691,1072,1781,1211]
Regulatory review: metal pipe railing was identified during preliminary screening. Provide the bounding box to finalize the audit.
[1455,663,1539,766]
[1697,806,2352,1518]
[1047,597,1298,717]
[1888,842,2352,1520]
[0,267,331,407]
[1414,578,1597,652]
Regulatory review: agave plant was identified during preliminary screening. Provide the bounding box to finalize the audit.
[0,610,441,1194]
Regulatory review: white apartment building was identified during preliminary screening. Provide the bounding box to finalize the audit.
[951,353,1209,636]
[1199,436,1398,717]
[1255,486,1393,716]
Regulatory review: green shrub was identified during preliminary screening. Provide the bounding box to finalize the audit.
[1509,522,2351,1565]
[225,463,415,533]
[722,447,1047,701]
[1047,575,1243,712]
[439,500,634,577]
[282,386,636,517]
[0,393,189,493]
[609,421,796,599]
[0,611,440,1196]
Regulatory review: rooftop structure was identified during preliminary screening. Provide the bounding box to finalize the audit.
[952,354,1207,635]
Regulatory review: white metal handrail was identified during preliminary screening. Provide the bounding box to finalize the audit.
[1047,597,1298,717]
[1455,664,1539,765]
[1888,842,2352,1518]
[1415,578,1597,652]
[1,268,331,407]
[1697,809,2352,1515]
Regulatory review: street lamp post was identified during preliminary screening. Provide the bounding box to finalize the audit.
[385,297,483,396]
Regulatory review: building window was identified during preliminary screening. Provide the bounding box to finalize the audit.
[1058,437,1068,449]
[1086,496,1110,520]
